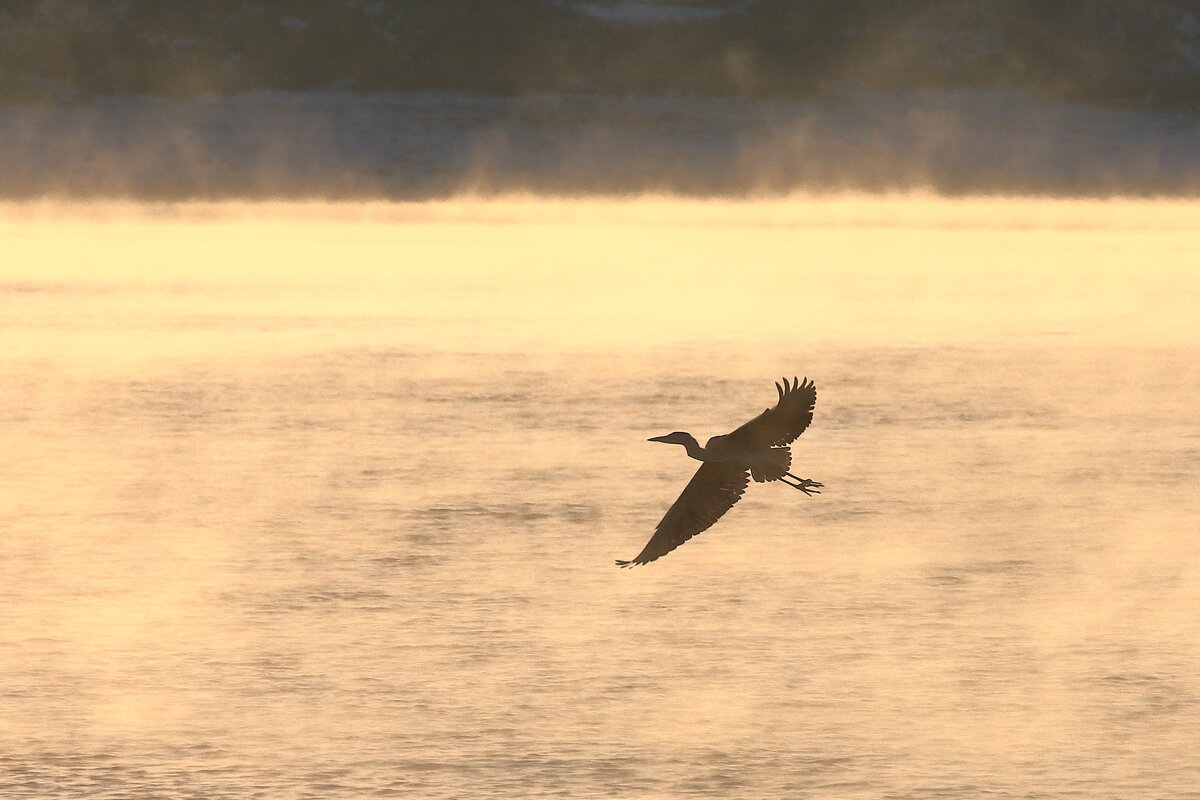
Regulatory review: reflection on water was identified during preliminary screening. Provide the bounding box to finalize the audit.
[2,197,1198,798]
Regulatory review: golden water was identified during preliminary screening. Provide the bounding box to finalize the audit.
[3,196,1198,798]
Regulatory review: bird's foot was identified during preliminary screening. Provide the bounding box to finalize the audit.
[781,475,823,495]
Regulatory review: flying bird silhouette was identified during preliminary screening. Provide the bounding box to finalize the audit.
[616,377,821,567]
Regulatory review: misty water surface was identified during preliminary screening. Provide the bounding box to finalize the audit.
[2,197,1198,799]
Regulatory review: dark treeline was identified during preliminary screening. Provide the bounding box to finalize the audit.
[2,0,1198,107]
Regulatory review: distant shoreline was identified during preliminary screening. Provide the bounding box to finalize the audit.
[3,1,1199,112]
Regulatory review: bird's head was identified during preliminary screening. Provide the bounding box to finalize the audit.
[647,431,695,446]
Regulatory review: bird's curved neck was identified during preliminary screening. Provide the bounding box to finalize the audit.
[679,433,706,460]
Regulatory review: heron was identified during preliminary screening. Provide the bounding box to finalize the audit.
[616,376,822,567]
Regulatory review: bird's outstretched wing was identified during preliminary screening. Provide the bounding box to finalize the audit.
[725,376,816,449]
[616,462,749,567]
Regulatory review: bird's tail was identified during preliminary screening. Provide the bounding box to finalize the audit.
[750,447,791,483]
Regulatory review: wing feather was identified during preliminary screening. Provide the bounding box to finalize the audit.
[725,376,816,449]
[616,462,749,567]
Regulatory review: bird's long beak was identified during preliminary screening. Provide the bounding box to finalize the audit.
[647,435,669,443]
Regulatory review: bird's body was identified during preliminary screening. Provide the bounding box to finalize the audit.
[617,377,821,567]
[656,430,790,476]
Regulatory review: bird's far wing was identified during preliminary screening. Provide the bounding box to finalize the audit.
[725,376,816,449]
[616,462,750,567]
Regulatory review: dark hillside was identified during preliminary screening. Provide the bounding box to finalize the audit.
[2,0,1198,107]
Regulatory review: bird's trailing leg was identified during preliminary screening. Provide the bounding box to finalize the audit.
[780,473,823,495]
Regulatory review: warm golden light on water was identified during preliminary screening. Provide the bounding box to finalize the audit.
[5,195,1199,369]
[3,194,1198,797]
